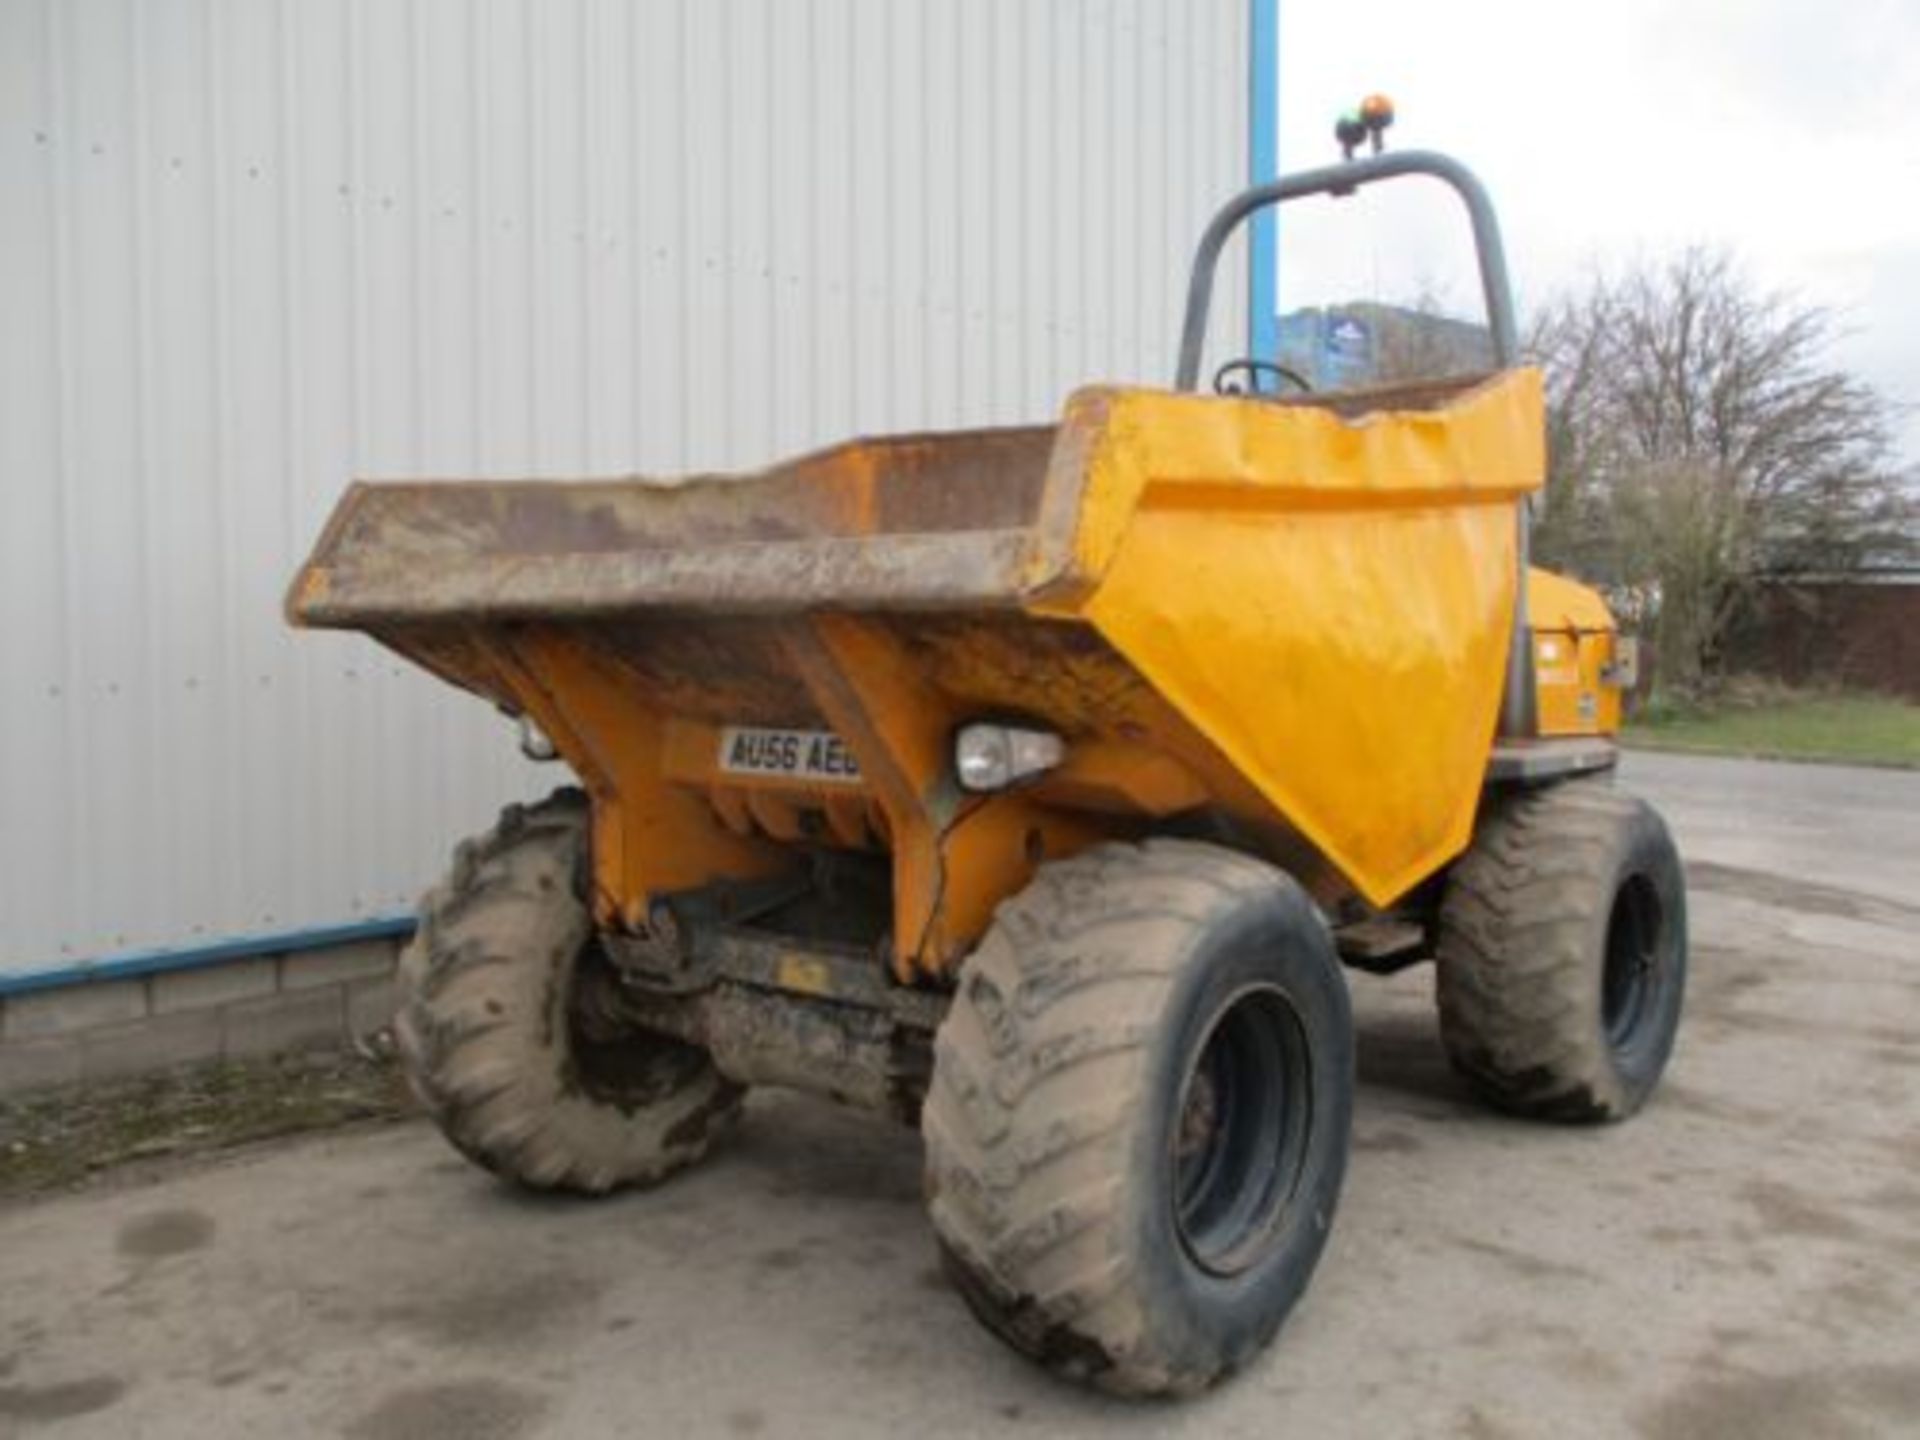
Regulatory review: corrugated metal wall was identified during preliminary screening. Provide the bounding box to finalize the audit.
[0,0,1250,980]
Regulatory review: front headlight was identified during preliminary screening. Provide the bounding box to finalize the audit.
[517,714,559,761]
[954,722,1065,793]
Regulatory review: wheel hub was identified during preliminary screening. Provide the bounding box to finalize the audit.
[1176,1069,1221,1163]
[1171,983,1314,1277]
[1602,872,1666,1053]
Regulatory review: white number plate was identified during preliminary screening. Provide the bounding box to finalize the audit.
[717,726,863,784]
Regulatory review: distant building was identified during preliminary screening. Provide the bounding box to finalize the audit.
[1276,302,1494,390]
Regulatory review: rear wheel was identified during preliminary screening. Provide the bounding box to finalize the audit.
[395,788,742,1193]
[923,841,1352,1397]
[1436,779,1687,1121]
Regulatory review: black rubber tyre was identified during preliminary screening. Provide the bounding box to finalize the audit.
[1436,778,1687,1122]
[394,788,742,1193]
[923,840,1353,1397]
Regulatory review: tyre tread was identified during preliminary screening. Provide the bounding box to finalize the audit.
[396,788,740,1194]
[924,840,1325,1396]
[1435,779,1679,1122]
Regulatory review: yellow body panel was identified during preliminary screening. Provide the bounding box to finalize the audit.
[1528,567,1624,735]
[1026,373,1544,906]
[292,366,1627,975]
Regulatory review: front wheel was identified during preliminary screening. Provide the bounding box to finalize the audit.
[1436,779,1688,1121]
[922,841,1353,1397]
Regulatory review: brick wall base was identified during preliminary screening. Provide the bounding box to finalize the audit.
[1726,580,1920,701]
[0,938,403,1095]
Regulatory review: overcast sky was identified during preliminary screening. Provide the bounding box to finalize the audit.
[1276,0,1920,462]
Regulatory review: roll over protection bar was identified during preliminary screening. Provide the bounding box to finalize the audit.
[1173,149,1537,739]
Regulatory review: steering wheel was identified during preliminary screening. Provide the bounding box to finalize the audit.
[1213,358,1313,397]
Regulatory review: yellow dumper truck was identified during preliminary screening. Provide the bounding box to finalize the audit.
[289,142,1686,1396]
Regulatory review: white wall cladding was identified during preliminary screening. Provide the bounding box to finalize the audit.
[0,0,1250,977]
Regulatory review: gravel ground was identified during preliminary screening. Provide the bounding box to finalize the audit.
[0,1052,409,1200]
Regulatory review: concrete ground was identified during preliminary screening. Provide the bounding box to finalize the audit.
[2,753,1916,1439]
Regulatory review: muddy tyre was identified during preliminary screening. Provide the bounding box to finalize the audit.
[395,788,741,1193]
[923,841,1352,1397]
[1436,779,1687,1122]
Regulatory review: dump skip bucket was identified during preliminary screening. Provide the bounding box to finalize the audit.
[291,372,1545,966]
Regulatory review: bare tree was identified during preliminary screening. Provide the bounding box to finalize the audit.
[1527,249,1912,695]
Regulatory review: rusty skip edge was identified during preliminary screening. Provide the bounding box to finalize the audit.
[291,530,1040,621]
[284,400,1117,628]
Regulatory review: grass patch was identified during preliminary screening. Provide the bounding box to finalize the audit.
[1626,686,1920,768]
[0,1050,413,1199]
